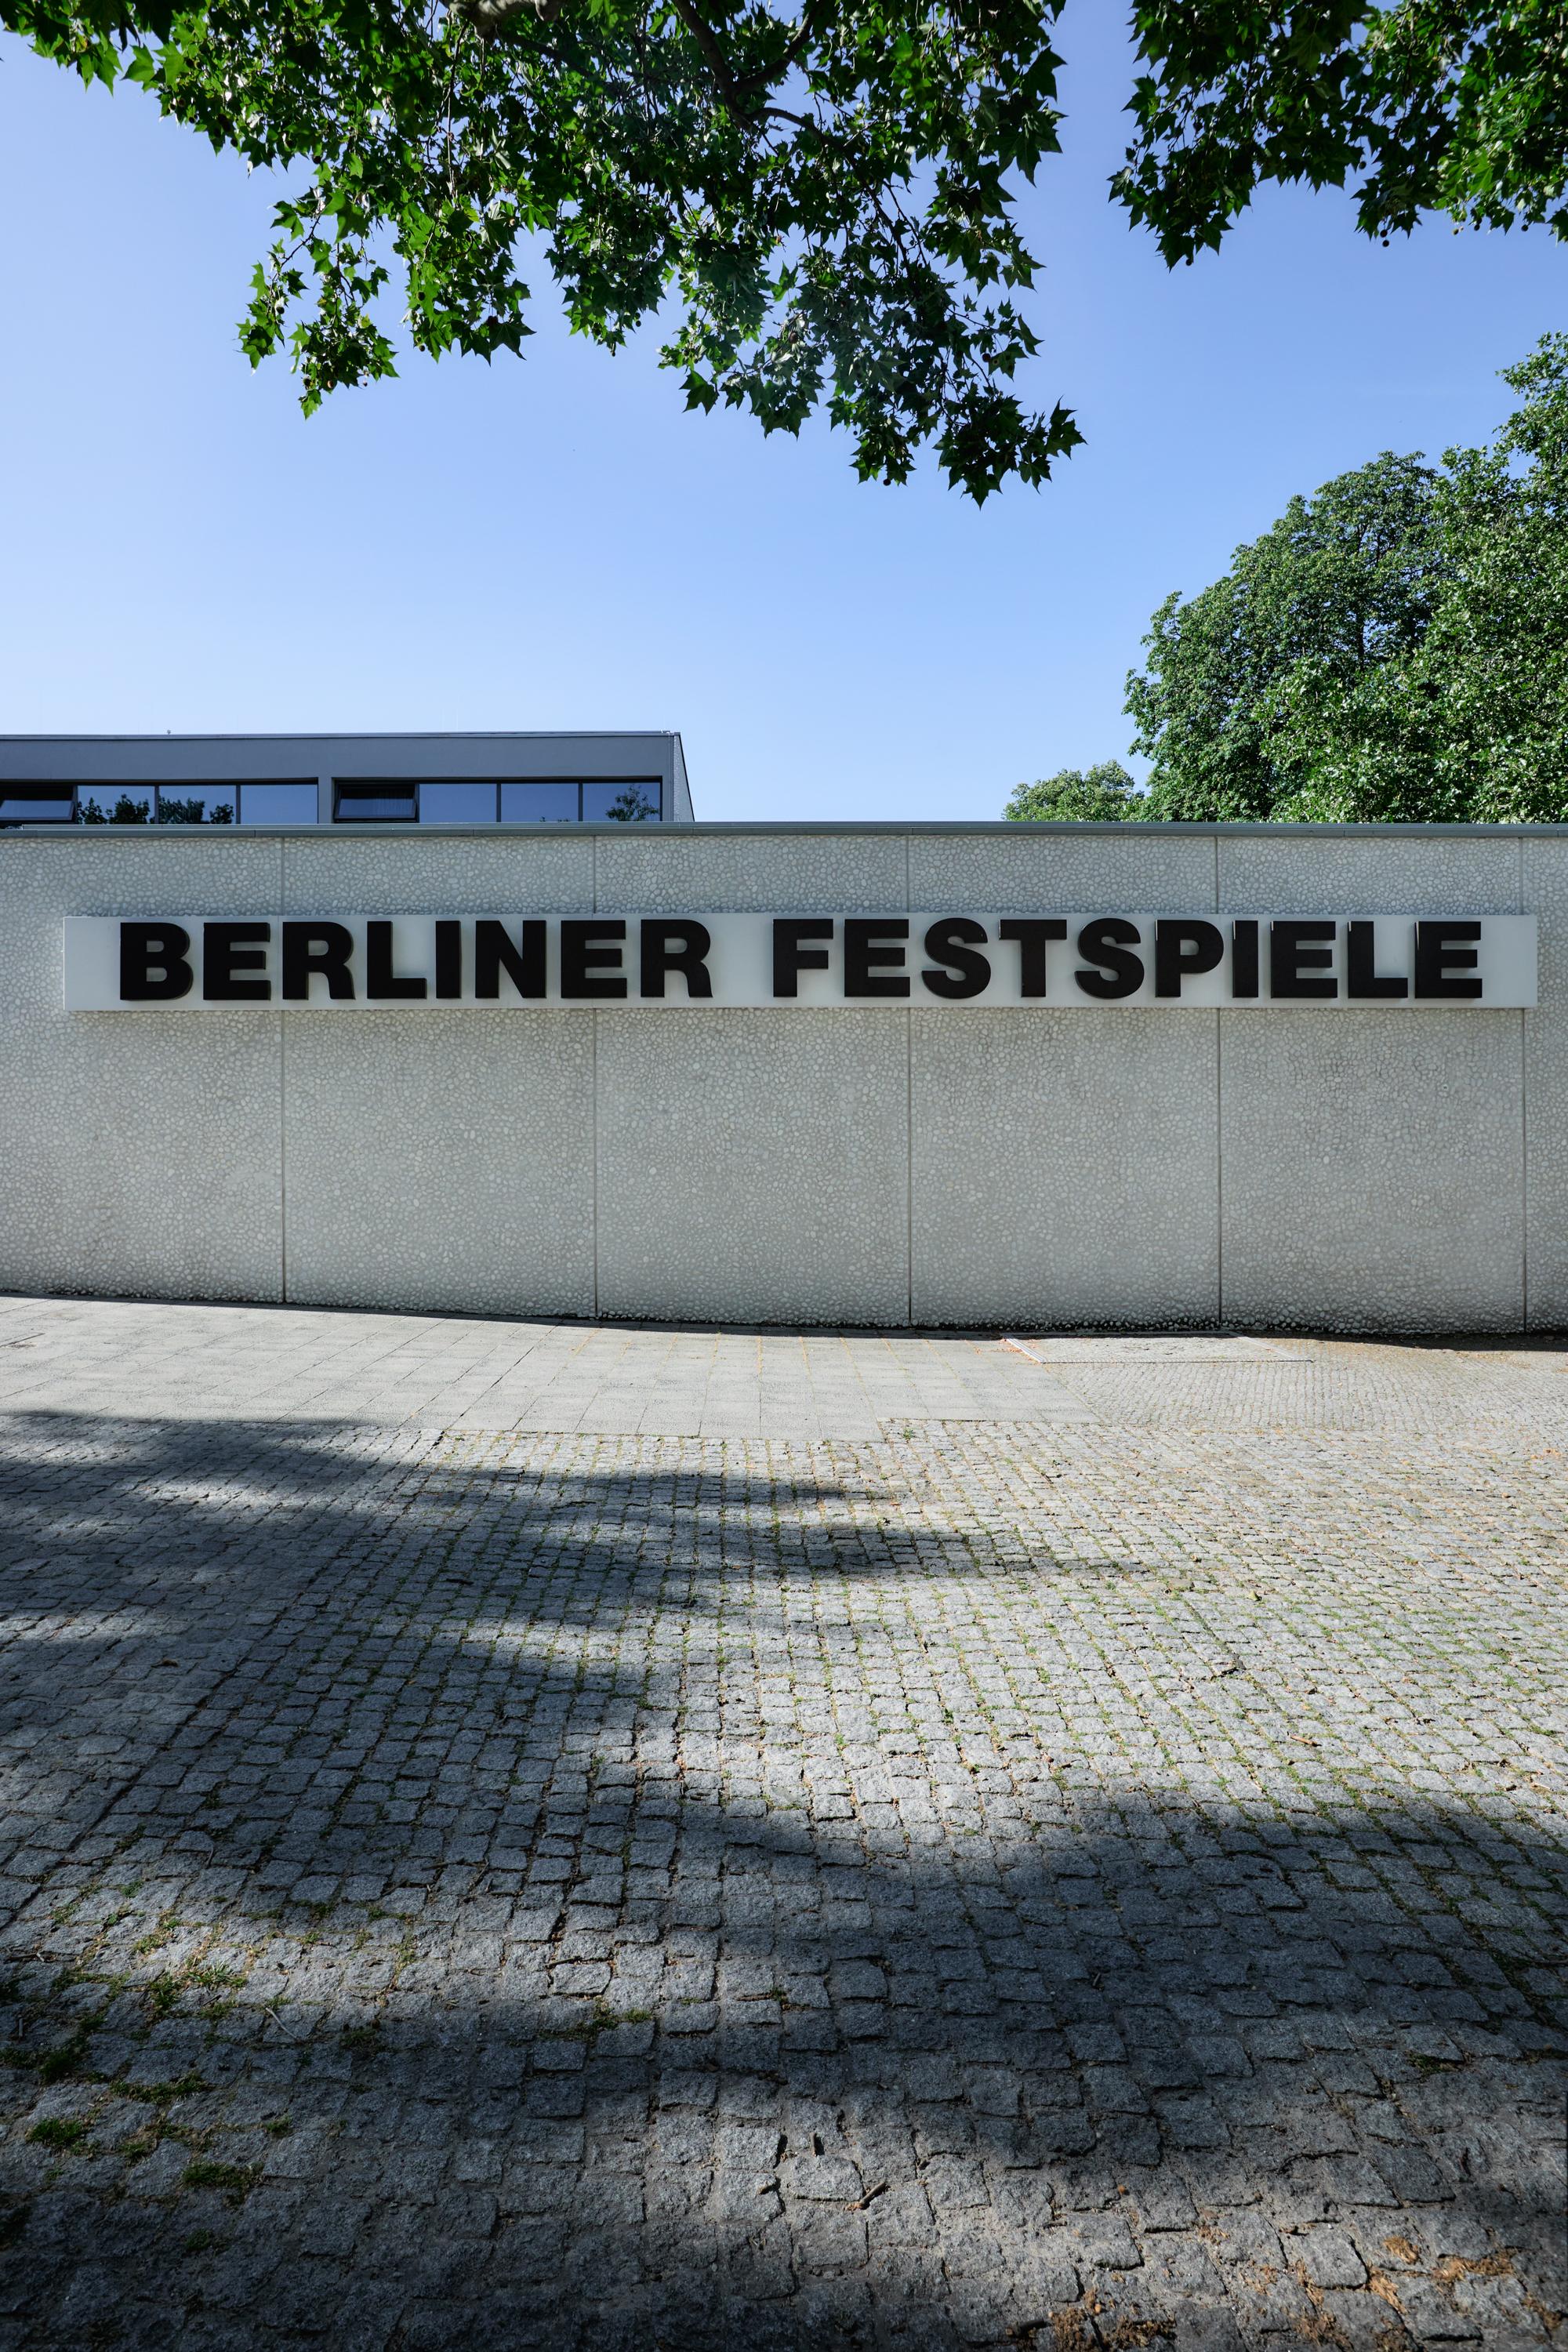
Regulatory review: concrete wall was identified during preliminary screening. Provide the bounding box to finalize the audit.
[2,824,1563,1330]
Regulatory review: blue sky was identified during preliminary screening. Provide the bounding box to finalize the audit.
[2,12,1565,821]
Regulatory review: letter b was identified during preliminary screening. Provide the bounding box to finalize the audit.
[119,923,194,1002]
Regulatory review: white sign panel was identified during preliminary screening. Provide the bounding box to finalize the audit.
[63,913,1538,1009]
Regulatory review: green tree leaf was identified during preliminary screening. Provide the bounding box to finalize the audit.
[1127,336,1568,823]
[1003,760,1143,821]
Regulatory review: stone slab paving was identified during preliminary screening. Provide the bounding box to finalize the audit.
[0,1299,1562,2350]
[0,1298,1095,1439]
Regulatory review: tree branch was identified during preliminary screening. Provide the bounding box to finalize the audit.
[665,0,752,107]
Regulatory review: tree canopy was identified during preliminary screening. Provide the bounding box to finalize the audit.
[11,0,1568,495]
[1002,760,1142,822]
[1126,336,1568,824]
[1120,0,1568,265]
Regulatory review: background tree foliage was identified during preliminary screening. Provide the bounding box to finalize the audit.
[1127,336,1568,823]
[10,0,1568,495]
[1002,760,1142,821]
[1120,0,1568,263]
[10,0,1078,499]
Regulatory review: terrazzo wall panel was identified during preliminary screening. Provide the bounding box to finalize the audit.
[0,834,286,1305]
[910,1011,1220,1329]
[281,1012,597,1318]
[1215,833,1526,1332]
[277,829,598,1316]
[2,825,1559,1329]
[596,829,907,913]
[906,825,1218,913]
[1523,836,1568,1328]
[594,1008,909,1325]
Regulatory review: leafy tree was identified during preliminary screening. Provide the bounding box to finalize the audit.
[12,0,1078,499]
[78,789,151,822]
[157,793,235,822]
[1128,336,1568,822]
[13,0,1568,495]
[1121,0,1568,266]
[1003,760,1142,822]
[604,786,659,822]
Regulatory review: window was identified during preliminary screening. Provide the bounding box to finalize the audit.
[583,779,661,822]
[499,781,580,823]
[0,788,75,826]
[238,782,320,826]
[333,781,416,822]
[155,786,236,826]
[78,786,152,825]
[419,781,498,823]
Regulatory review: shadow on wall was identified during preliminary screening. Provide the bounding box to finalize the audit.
[0,1414,1561,2351]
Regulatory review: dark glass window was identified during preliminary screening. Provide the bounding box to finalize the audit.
[78,786,151,825]
[420,781,498,823]
[333,781,416,823]
[499,781,580,823]
[0,788,75,826]
[583,779,661,822]
[155,785,236,826]
[241,782,320,826]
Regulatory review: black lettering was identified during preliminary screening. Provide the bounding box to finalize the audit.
[844,918,909,998]
[1414,920,1483,1000]
[1346,919,1409,1000]
[641,919,713,1000]
[1155,917,1224,998]
[201,921,270,1003]
[434,920,463,1000]
[997,918,1066,996]
[365,920,426,1001]
[474,920,545,1000]
[920,917,990,1000]
[281,922,355,1001]
[1270,920,1338,1000]
[1230,919,1259,1000]
[120,922,193,1003]
[561,919,627,1000]
[1074,917,1143,1000]
[772,918,834,997]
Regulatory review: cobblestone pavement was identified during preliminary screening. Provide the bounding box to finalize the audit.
[0,1300,1563,2350]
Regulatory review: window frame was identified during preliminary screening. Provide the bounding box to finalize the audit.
[0,786,78,826]
[332,779,420,824]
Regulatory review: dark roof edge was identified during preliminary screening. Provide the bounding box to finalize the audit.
[0,730,683,743]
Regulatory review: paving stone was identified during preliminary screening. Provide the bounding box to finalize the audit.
[0,1299,1563,2348]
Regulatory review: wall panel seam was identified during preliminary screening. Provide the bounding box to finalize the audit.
[279,836,289,1305]
[1215,1010,1225,1330]
[905,830,913,1328]
[1214,835,1225,1330]
[593,835,599,1319]
[906,1010,913,1328]
[1520,836,1528,1329]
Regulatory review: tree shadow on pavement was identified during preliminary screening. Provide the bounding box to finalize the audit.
[0,1410,1562,2352]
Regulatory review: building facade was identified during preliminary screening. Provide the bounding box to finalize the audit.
[0,737,1562,1332]
[0,731,695,830]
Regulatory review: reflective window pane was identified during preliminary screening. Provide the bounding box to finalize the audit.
[499,781,579,823]
[243,782,321,826]
[0,789,74,825]
[155,785,236,826]
[420,781,497,823]
[78,786,151,825]
[583,779,661,823]
[333,782,414,823]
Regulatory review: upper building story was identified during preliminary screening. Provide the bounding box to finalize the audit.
[0,731,694,829]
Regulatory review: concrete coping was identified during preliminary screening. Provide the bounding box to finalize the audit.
[4,821,1568,841]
